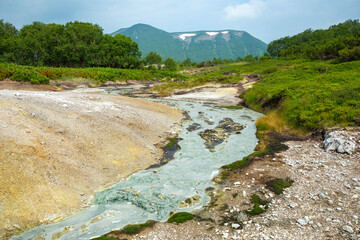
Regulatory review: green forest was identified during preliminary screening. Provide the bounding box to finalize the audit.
[267,19,360,62]
[0,20,141,68]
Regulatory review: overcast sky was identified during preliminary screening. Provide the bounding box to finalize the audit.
[1,0,359,43]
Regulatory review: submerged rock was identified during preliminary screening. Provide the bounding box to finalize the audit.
[198,129,227,152]
[198,118,246,152]
[178,195,202,208]
[186,123,202,132]
[215,118,245,134]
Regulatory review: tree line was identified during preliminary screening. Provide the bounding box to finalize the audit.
[0,20,141,68]
[267,19,360,62]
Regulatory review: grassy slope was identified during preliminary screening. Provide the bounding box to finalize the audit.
[241,59,360,130]
[0,63,189,85]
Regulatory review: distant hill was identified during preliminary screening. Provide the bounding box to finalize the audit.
[112,24,267,62]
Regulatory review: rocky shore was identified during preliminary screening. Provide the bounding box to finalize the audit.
[110,130,359,240]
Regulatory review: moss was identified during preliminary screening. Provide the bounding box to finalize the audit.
[168,212,194,224]
[223,157,250,171]
[220,171,228,180]
[220,106,244,110]
[164,137,181,148]
[266,178,293,195]
[121,220,155,235]
[246,204,266,216]
[246,194,269,216]
[250,194,269,205]
[91,236,118,240]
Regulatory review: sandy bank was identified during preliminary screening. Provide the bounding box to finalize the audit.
[0,90,182,239]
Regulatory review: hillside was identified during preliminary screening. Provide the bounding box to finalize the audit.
[112,24,267,62]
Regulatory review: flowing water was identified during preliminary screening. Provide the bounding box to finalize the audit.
[12,99,262,240]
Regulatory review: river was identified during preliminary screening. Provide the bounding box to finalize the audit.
[12,97,262,240]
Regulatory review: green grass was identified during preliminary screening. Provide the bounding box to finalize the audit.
[0,63,188,85]
[167,212,194,223]
[242,59,360,130]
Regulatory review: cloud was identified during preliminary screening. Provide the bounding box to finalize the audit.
[224,0,266,20]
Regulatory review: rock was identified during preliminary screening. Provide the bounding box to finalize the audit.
[318,193,326,199]
[297,217,308,226]
[345,184,351,189]
[351,178,358,183]
[342,225,354,233]
[62,104,68,108]
[322,131,356,154]
[237,212,249,222]
[289,203,298,208]
[231,223,241,229]
[198,129,226,152]
[234,182,241,186]
[186,123,201,132]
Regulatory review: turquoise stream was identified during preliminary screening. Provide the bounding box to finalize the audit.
[12,100,262,240]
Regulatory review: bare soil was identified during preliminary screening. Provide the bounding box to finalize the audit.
[0,89,183,239]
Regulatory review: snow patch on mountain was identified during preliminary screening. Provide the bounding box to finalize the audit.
[206,32,219,36]
[179,33,196,40]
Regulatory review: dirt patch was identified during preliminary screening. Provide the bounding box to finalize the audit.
[0,90,183,239]
[164,86,242,106]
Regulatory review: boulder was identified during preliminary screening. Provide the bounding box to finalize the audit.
[322,131,356,154]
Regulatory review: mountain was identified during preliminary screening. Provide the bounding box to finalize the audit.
[112,24,267,62]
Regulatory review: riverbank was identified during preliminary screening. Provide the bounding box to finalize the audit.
[104,129,359,240]
[0,89,183,239]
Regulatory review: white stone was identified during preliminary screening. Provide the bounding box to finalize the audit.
[342,225,354,233]
[231,223,240,229]
[289,203,298,208]
[297,218,308,226]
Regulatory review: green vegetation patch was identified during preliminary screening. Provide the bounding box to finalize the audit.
[164,137,182,148]
[266,178,293,195]
[245,194,270,216]
[243,59,360,130]
[223,157,250,171]
[220,106,244,110]
[121,220,155,235]
[0,63,188,85]
[220,171,228,180]
[168,212,194,224]
[91,236,117,240]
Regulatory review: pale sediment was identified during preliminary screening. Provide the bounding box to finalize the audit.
[0,90,183,239]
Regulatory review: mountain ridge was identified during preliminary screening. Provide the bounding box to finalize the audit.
[112,24,267,62]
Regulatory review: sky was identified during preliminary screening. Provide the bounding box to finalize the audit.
[0,0,359,43]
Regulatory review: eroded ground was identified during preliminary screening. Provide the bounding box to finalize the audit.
[0,90,183,239]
